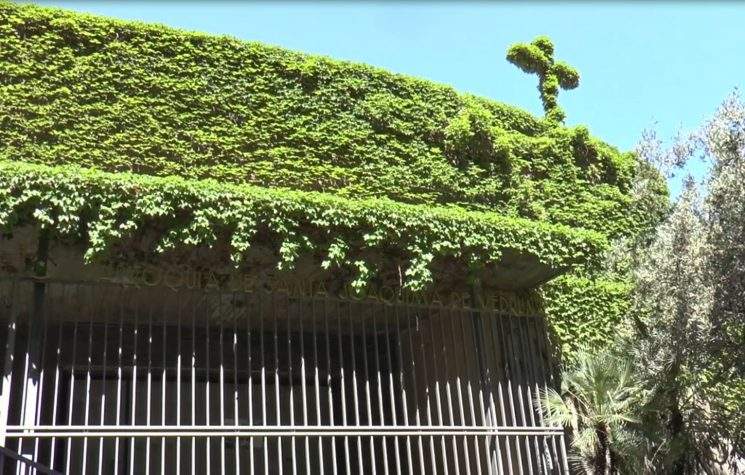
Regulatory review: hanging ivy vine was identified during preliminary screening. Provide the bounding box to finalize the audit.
[0,160,607,291]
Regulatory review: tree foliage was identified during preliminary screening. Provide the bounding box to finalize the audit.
[702,94,745,390]
[545,93,745,474]
[629,183,723,473]
[540,346,644,474]
[625,92,745,473]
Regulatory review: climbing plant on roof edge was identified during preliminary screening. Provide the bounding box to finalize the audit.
[0,2,669,359]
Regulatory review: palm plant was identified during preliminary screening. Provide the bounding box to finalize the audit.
[539,347,645,474]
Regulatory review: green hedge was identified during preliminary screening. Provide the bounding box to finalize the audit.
[0,160,607,291]
[0,2,659,239]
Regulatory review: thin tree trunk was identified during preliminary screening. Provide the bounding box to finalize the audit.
[596,427,610,475]
[605,446,612,475]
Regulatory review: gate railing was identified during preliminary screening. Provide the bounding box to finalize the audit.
[1,277,569,474]
[0,445,62,475]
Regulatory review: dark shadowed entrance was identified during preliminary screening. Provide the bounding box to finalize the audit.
[1,277,568,474]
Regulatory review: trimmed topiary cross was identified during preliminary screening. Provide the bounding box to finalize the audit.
[506,36,579,123]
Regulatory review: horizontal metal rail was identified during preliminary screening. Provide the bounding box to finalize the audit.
[4,425,565,437]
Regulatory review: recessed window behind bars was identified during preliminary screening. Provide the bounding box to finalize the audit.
[0,278,568,474]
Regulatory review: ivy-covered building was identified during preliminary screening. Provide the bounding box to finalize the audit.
[0,3,665,474]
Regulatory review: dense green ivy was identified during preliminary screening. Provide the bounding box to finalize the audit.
[0,2,658,239]
[0,160,607,291]
[0,2,668,352]
[541,274,632,359]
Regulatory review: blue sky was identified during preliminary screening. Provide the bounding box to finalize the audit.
[28,1,745,195]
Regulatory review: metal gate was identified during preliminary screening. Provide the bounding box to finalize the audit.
[0,277,569,474]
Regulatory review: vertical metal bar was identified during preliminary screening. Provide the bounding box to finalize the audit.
[49,285,67,469]
[312,296,324,474]
[511,315,534,475]
[97,285,111,475]
[128,289,139,475]
[176,292,182,474]
[359,302,378,475]
[220,293,227,475]
[394,304,414,475]
[517,317,542,474]
[348,301,364,475]
[17,289,32,464]
[414,308,438,474]
[112,287,124,473]
[426,308,449,475]
[492,312,515,475]
[524,317,544,473]
[324,296,338,475]
[17,240,47,465]
[405,306,426,473]
[469,303,499,475]
[478,310,502,473]
[447,306,472,475]
[371,303,390,475]
[383,304,402,475]
[525,317,557,467]
[457,306,483,475]
[480,312,504,474]
[503,315,526,475]
[32,282,51,467]
[25,236,48,467]
[162,294,169,475]
[533,315,569,474]
[260,294,268,475]
[299,296,310,474]
[191,291,198,475]
[81,289,95,474]
[18,279,46,465]
[336,299,351,475]
[273,293,283,475]
[66,284,81,474]
[287,294,297,475]
[438,306,461,475]
[246,291,255,475]
[205,293,212,475]
[145,299,154,475]
[484,310,511,472]
[232,292,241,475]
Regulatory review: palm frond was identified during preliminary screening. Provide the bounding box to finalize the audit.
[541,345,646,472]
